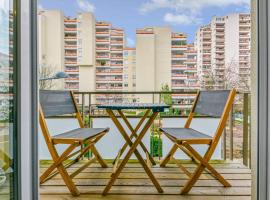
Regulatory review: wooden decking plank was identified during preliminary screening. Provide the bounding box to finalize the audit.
[40,162,247,169]
[43,179,251,187]
[40,194,251,200]
[49,172,251,180]
[40,185,251,195]
[40,167,251,174]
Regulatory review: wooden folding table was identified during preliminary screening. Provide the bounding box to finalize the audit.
[97,103,169,195]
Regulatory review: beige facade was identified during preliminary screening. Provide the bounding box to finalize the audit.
[136,27,172,102]
[77,12,96,92]
[38,10,65,89]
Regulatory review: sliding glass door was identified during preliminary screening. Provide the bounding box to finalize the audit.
[0,0,18,199]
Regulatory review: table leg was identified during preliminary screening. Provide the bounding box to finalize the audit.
[117,110,156,165]
[103,109,163,195]
[112,109,150,164]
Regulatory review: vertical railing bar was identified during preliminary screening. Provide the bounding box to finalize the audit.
[243,93,249,166]
[222,126,227,160]
[229,107,234,160]
[81,93,85,126]
[158,93,162,160]
[248,94,251,168]
[89,93,92,128]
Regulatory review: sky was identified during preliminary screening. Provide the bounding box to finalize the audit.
[38,0,250,46]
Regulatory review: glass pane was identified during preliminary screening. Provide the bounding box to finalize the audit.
[0,0,16,199]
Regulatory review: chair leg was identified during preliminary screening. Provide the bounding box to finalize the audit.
[182,143,231,187]
[45,145,80,196]
[160,144,178,167]
[181,164,206,194]
[40,143,77,184]
[90,145,108,168]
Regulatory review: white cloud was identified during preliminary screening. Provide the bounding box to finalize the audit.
[164,13,201,25]
[140,0,250,25]
[127,37,135,47]
[140,0,250,14]
[76,0,95,12]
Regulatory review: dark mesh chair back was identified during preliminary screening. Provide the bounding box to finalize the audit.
[40,90,76,117]
[194,90,231,117]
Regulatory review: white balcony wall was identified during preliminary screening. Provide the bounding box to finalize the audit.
[39,117,221,160]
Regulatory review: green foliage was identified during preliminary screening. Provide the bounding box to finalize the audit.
[150,134,162,157]
[160,84,173,106]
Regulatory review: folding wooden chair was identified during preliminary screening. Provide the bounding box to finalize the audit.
[39,90,109,196]
[160,89,236,194]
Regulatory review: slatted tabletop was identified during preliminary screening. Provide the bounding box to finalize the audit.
[97,103,170,112]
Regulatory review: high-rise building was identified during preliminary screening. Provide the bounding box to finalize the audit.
[95,22,125,103]
[38,10,129,103]
[195,25,212,89]
[195,13,251,91]
[225,13,251,90]
[136,27,199,105]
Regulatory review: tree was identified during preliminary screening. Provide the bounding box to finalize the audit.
[160,84,173,105]
[39,64,57,90]
[198,60,250,92]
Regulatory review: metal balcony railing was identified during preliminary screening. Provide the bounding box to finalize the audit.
[71,91,251,168]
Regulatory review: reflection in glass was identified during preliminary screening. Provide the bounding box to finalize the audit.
[0,0,15,199]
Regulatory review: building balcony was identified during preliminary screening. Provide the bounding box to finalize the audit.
[96,31,110,36]
[111,34,124,38]
[110,56,123,60]
[65,69,79,73]
[171,64,186,69]
[96,22,111,28]
[110,41,124,45]
[64,19,77,23]
[110,63,123,67]
[185,59,197,63]
[96,55,110,59]
[96,47,110,52]
[96,39,110,44]
[65,54,77,58]
[65,45,77,49]
[64,28,77,32]
[65,61,77,65]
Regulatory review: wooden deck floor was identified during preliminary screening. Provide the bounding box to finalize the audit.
[40,160,251,200]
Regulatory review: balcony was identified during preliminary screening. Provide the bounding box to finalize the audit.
[65,45,77,50]
[96,39,110,44]
[64,28,77,33]
[96,31,110,36]
[37,91,251,199]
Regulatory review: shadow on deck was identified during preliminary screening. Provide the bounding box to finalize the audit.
[40,160,251,200]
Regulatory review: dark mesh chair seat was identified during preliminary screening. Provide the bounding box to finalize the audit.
[160,128,212,142]
[52,127,109,144]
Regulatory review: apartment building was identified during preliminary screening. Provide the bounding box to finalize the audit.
[195,13,251,91]
[171,34,199,104]
[38,10,128,103]
[195,25,212,89]
[136,27,199,105]
[225,13,251,90]
[95,22,125,103]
